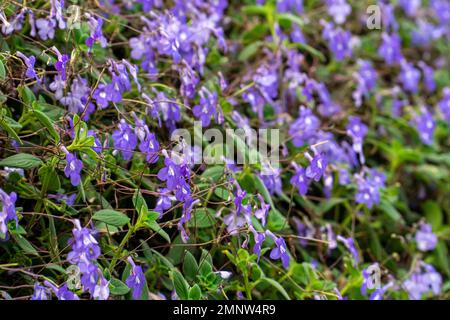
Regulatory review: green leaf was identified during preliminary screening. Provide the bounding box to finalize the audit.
[0,59,5,80]
[259,277,291,300]
[183,251,199,281]
[144,220,171,243]
[39,164,61,192]
[109,278,130,295]
[92,209,130,227]
[188,284,202,300]
[423,200,442,230]
[13,235,39,256]
[32,104,60,143]
[0,117,22,144]
[378,199,404,224]
[172,270,190,300]
[188,208,215,228]
[0,153,42,169]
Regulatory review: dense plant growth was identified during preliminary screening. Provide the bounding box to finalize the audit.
[0,0,449,300]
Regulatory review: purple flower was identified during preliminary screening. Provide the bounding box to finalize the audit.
[223,212,247,235]
[290,163,309,195]
[193,87,219,126]
[321,20,352,61]
[293,217,315,247]
[259,165,282,196]
[399,60,421,94]
[289,106,320,147]
[87,130,102,153]
[126,257,146,299]
[93,276,110,300]
[16,51,40,83]
[1,9,26,35]
[157,155,182,190]
[0,189,18,239]
[378,33,402,65]
[65,219,109,299]
[249,226,266,262]
[93,84,109,109]
[44,282,79,300]
[418,61,436,93]
[67,219,100,273]
[361,263,380,295]
[64,152,83,186]
[326,0,351,25]
[399,0,421,17]
[266,231,290,269]
[112,119,138,161]
[48,193,76,206]
[353,60,377,107]
[431,0,450,25]
[276,0,303,14]
[254,194,270,227]
[354,169,385,209]
[60,77,95,120]
[337,235,359,264]
[234,184,251,216]
[31,282,51,300]
[346,116,368,164]
[52,47,69,81]
[411,107,435,145]
[305,151,328,182]
[403,262,442,300]
[50,0,65,29]
[35,18,56,40]
[370,282,394,300]
[154,188,175,215]
[438,88,450,124]
[415,223,438,251]
[86,17,107,49]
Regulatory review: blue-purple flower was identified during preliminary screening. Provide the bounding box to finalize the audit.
[112,119,138,161]
[415,223,437,251]
[266,230,290,269]
[126,257,146,299]
[0,189,18,239]
[64,152,83,186]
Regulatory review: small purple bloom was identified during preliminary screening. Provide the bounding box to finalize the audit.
[289,106,320,147]
[337,235,359,264]
[290,163,309,195]
[378,33,402,65]
[399,60,421,94]
[64,152,83,186]
[16,51,40,83]
[326,0,351,25]
[112,119,138,161]
[305,151,328,182]
[438,88,450,124]
[86,17,107,49]
[266,230,290,269]
[415,223,438,251]
[126,257,146,300]
[321,20,352,61]
[31,282,51,300]
[35,18,56,40]
[0,189,18,239]
[411,107,436,145]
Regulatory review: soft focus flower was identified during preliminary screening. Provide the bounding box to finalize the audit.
[415,223,438,251]
[337,235,359,263]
